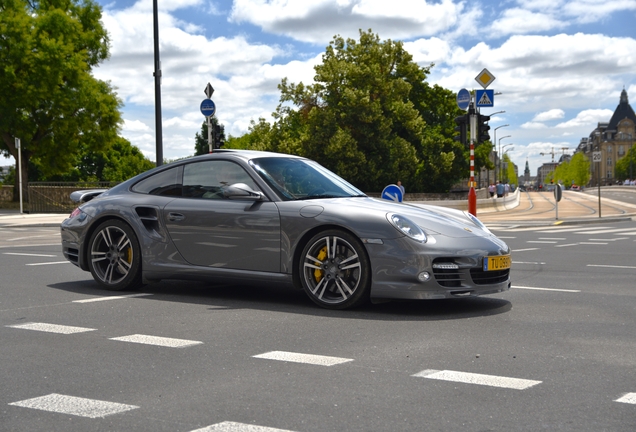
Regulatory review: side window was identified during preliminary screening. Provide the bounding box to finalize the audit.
[182,160,258,199]
[132,167,182,196]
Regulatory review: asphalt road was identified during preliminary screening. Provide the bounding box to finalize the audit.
[1,217,636,431]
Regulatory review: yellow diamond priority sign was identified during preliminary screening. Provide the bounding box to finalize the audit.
[475,68,495,89]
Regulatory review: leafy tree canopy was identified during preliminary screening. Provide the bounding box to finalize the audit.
[231,30,468,192]
[0,0,122,196]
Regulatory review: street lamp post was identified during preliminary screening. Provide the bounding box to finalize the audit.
[498,135,511,182]
[502,146,514,182]
[493,124,509,184]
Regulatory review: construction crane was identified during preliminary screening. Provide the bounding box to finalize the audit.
[540,147,570,163]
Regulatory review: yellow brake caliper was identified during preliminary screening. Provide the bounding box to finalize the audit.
[314,246,327,282]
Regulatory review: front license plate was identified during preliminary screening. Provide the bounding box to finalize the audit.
[484,255,511,271]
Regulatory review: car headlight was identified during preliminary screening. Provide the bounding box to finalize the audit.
[464,211,491,234]
[387,214,427,243]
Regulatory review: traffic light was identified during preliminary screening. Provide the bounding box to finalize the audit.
[214,124,224,149]
[454,114,468,146]
[477,114,490,143]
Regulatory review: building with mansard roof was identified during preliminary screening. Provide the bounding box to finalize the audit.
[577,89,636,185]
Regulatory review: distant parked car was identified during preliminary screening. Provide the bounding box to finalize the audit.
[570,185,581,191]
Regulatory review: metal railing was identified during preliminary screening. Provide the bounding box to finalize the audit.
[27,182,116,213]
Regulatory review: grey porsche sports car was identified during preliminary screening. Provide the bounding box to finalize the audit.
[61,150,511,309]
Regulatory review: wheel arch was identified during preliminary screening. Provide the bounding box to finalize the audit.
[80,214,139,271]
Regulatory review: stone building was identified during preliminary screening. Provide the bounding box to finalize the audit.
[577,89,636,185]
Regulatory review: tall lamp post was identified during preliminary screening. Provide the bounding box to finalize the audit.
[498,135,511,181]
[493,124,509,184]
[502,145,514,182]
[152,0,163,166]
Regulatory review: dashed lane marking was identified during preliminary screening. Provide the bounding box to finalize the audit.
[7,322,96,334]
[191,421,296,432]
[616,393,636,405]
[9,393,138,418]
[109,334,203,348]
[253,351,353,366]
[3,252,57,257]
[413,369,541,390]
[512,286,581,293]
[512,248,540,252]
[26,261,70,266]
[73,293,153,303]
[587,264,636,270]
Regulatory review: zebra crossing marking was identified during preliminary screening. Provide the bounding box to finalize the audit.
[9,393,138,418]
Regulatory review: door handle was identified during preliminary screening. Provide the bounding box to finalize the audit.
[168,212,185,222]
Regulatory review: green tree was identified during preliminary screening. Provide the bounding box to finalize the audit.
[615,146,636,181]
[0,0,122,199]
[194,118,226,155]
[255,30,465,192]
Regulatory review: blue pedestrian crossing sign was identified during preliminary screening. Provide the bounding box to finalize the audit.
[476,89,494,107]
[381,184,403,202]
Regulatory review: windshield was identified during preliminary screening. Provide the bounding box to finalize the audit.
[249,157,365,201]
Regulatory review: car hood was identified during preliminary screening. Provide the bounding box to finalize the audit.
[317,197,496,239]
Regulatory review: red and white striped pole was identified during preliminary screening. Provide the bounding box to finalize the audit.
[468,103,477,216]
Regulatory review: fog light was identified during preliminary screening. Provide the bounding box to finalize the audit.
[418,271,431,282]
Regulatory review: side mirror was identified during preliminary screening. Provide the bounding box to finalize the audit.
[222,183,263,201]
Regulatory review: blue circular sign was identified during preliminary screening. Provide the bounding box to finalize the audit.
[381,184,403,202]
[200,99,216,117]
[456,88,470,111]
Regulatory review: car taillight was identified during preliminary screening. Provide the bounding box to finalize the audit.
[69,208,82,218]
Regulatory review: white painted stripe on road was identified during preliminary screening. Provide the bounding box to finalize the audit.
[527,241,557,244]
[513,261,546,265]
[0,243,60,249]
[576,228,636,234]
[616,393,636,405]
[73,293,153,303]
[253,351,353,366]
[3,252,57,257]
[579,242,608,245]
[26,261,70,266]
[109,334,203,348]
[587,264,636,270]
[8,233,60,241]
[555,243,579,248]
[512,248,540,252]
[9,393,138,418]
[496,236,516,239]
[191,421,296,432]
[7,322,96,334]
[512,286,581,293]
[588,237,628,241]
[538,237,566,240]
[413,369,541,390]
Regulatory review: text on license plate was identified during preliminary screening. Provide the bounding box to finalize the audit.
[483,255,511,271]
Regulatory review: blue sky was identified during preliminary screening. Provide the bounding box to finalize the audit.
[6,0,635,177]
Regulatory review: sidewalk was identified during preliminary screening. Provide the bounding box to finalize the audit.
[1,190,635,228]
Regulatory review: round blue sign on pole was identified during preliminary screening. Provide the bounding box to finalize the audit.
[456,88,470,111]
[200,99,216,117]
[381,184,403,202]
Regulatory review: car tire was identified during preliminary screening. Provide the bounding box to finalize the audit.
[87,219,142,291]
[299,229,371,309]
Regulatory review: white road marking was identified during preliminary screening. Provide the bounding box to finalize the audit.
[413,369,541,390]
[253,351,353,366]
[7,322,96,334]
[191,421,296,432]
[496,236,516,239]
[579,242,608,245]
[7,233,60,241]
[9,393,138,418]
[512,248,540,252]
[0,243,60,249]
[576,228,636,234]
[3,252,57,257]
[512,286,581,293]
[527,241,558,244]
[555,243,579,248]
[109,334,203,348]
[73,293,153,303]
[26,261,70,266]
[587,264,636,270]
[588,237,628,241]
[615,393,636,405]
[538,237,566,240]
[512,261,546,265]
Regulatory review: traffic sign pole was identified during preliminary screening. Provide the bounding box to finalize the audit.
[468,101,477,216]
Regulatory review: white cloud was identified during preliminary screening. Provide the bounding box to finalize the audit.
[532,109,565,122]
[555,109,614,128]
[490,8,566,37]
[521,122,549,129]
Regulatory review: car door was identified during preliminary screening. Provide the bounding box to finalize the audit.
[163,160,281,272]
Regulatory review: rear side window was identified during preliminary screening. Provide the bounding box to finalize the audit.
[132,167,182,196]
